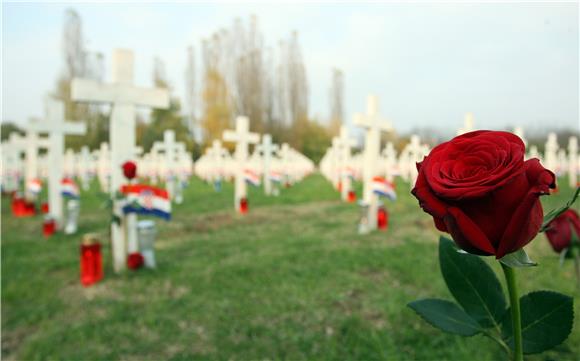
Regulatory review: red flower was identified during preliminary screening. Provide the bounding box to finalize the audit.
[127,252,144,270]
[412,130,555,258]
[545,209,580,253]
[122,161,137,180]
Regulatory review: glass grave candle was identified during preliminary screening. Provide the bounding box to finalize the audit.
[240,197,249,214]
[357,201,370,234]
[23,200,35,216]
[80,233,103,287]
[137,220,157,268]
[377,206,388,230]
[174,180,184,204]
[12,192,25,216]
[64,199,80,235]
[348,190,357,203]
[41,202,49,214]
[43,215,56,238]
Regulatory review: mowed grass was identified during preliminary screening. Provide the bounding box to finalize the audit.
[2,174,579,361]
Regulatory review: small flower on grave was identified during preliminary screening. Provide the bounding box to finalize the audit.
[411,130,555,258]
[127,252,144,270]
[408,130,576,361]
[122,161,137,180]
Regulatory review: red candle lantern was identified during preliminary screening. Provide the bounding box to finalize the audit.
[80,234,103,287]
[23,200,36,216]
[347,190,357,203]
[239,197,248,214]
[43,216,56,237]
[11,193,25,216]
[377,207,389,230]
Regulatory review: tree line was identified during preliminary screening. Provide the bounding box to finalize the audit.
[6,9,345,162]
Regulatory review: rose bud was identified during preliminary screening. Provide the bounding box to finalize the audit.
[412,130,555,258]
[545,209,580,253]
[122,161,137,180]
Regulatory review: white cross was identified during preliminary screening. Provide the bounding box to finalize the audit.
[336,125,357,201]
[2,133,27,192]
[457,113,475,136]
[568,137,578,188]
[223,116,259,212]
[382,142,397,182]
[71,49,169,273]
[544,133,559,174]
[513,127,527,148]
[152,130,182,178]
[256,134,279,196]
[22,118,51,195]
[77,146,93,190]
[152,130,185,202]
[205,140,227,182]
[34,97,86,224]
[353,95,392,232]
[407,135,428,190]
[96,142,111,192]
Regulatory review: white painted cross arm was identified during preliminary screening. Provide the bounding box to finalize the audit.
[353,95,392,132]
[223,116,260,144]
[35,98,87,136]
[71,78,169,108]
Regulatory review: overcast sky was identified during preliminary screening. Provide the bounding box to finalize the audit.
[2,2,579,136]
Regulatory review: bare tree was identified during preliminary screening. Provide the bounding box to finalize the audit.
[328,68,344,136]
[279,31,308,148]
[63,8,86,79]
[185,46,197,140]
[153,56,168,88]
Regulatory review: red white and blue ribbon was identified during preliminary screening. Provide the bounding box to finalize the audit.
[269,171,283,183]
[372,177,397,201]
[244,169,261,187]
[27,179,42,194]
[342,167,355,179]
[120,184,172,220]
[61,178,80,199]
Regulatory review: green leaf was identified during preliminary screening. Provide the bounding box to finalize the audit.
[499,249,537,268]
[502,291,574,354]
[540,187,580,232]
[408,298,482,336]
[439,236,507,328]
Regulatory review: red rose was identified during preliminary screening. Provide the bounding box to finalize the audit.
[127,252,144,270]
[545,209,580,253]
[412,130,555,258]
[122,161,137,180]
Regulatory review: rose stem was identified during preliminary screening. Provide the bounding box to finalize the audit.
[573,247,580,290]
[501,263,524,361]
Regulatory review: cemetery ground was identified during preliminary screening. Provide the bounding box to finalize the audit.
[2,174,579,361]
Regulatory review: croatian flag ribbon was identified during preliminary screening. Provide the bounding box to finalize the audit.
[27,179,42,194]
[372,176,397,201]
[61,178,80,199]
[120,184,172,220]
[244,169,261,187]
[342,167,355,179]
[269,171,283,183]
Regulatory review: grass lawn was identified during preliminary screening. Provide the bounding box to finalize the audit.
[2,174,579,360]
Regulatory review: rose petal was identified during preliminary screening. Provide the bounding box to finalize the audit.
[444,206,496,255]
[411,169,448,218]
[434,217,448,232]
[496,159,555,258]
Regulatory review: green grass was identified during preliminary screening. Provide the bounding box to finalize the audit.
[2,174,579,360]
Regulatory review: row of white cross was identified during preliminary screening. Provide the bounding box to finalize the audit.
[320,107,580,212]
[195,125,314,198]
